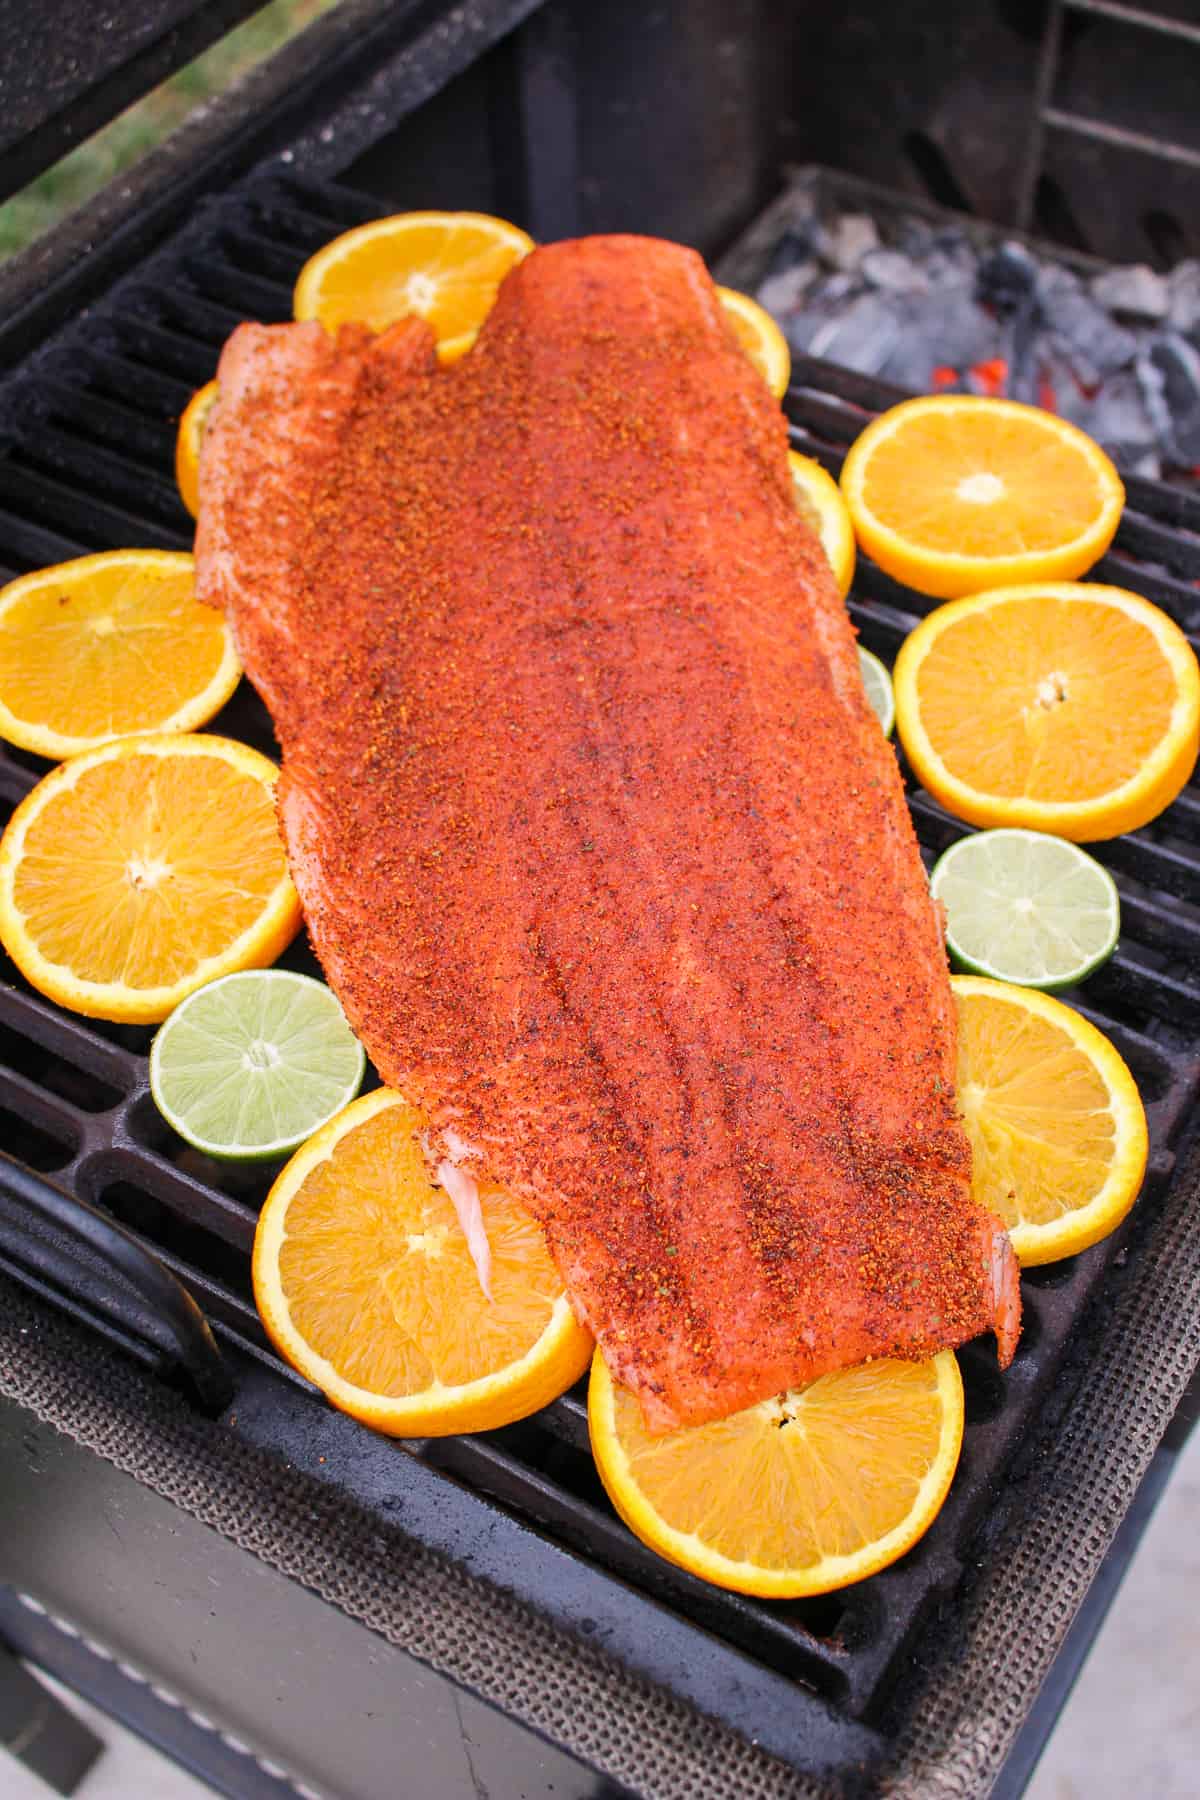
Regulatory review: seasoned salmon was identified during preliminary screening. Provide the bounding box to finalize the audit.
[196,235,1020,1432]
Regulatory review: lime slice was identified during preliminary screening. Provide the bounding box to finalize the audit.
[858,645,895,737]
[930,829,1120,991]
[150,970,366,1160]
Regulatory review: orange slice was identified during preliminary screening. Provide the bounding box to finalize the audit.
[0,550,239,759]
[894,581,1200,839]
[717,287,791,399]
[292,210,534,362]
[0,734,300,1023]
[589,1348,963,1597]
[789,450,856,596]
[253,1089,594,1436]
[175,380,219,519]
[840,395,1125,598]
[953,976,1148,1266]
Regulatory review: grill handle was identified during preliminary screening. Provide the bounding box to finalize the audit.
[0,1152,234,1414]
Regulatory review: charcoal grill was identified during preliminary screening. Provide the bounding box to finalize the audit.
[1,4,1200,1798]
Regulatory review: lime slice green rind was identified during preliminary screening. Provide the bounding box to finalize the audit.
[857,645,895,738]
[930,828,1120,991]
[150,970,366,1161]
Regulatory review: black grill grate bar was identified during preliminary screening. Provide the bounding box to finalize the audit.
[540,1389,590,1450]
[205,227,316,292]
[239,199,347,249]
[1090,829,1200,902]
[1091,552,1200,627]
[787,353,916,413]
[0,508,89,572]
[183,251,293,322]
[845,559,942,623]
[271,172,396,230]
[1122,471,1200,536]
[788,430,841,475]
[788,392,864,448]
[120,289,239,359]
[38,379,177,469]
[1086,952,1200,1031]
[1112,508,1200,583]
[70,347,197,416]
[15,431,185,527]
[1115,887,1200,965]
[153,287,252,345]
[110,316,227,389]
[0,460,188,556]
[0,1069,85,1154]
[846,595,916,656]
[80,1148,259,1256]
[245,198,369,253]
[0,987,141,1093]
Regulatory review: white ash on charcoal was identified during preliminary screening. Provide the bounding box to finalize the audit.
[1091,264,1169,323]
[750,194,1200,482]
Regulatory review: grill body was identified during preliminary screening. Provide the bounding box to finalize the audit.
[1,7,1199,1797]
[0,1404,618,1800]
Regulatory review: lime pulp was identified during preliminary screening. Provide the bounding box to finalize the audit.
[149,969,366,1160]
[930,828,1120,991]
[857,645,895,738]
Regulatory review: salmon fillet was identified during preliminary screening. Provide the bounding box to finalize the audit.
[196,234,1019,1432]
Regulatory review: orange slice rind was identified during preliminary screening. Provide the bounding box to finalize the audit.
[176,380,220,519]
[0,550,239,759]
[717,287,791,399]
[840,395,1125,599]
[292,210,535,360]
[952,975,1148,1266]
[589,1347,964,1598]
[789,450,856,596]
[0,733,300,1023]
[894,581,1200,840]
[252,1088,594,1436]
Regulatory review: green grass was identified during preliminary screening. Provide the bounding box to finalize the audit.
[0,0,337,261]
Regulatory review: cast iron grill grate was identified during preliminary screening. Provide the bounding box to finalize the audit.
[1,172,1199,1734]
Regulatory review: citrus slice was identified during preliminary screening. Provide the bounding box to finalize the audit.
[0,734,300,1024]
[717,287,791,399]
[931,829,1120,990]
[176,380,219,519]
[789,451,856,596]
[0,550,240,759]
[589,1347,963,1598]
[292,210,534,362]
[952,974,1147,1265]
[840,395,1125,599]
[150,970,365,1161]
[858,645,895,738]
[253,1088,594,1435]
[894,582,1200,840]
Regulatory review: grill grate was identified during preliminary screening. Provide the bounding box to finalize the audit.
[1,171,1199,1744]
